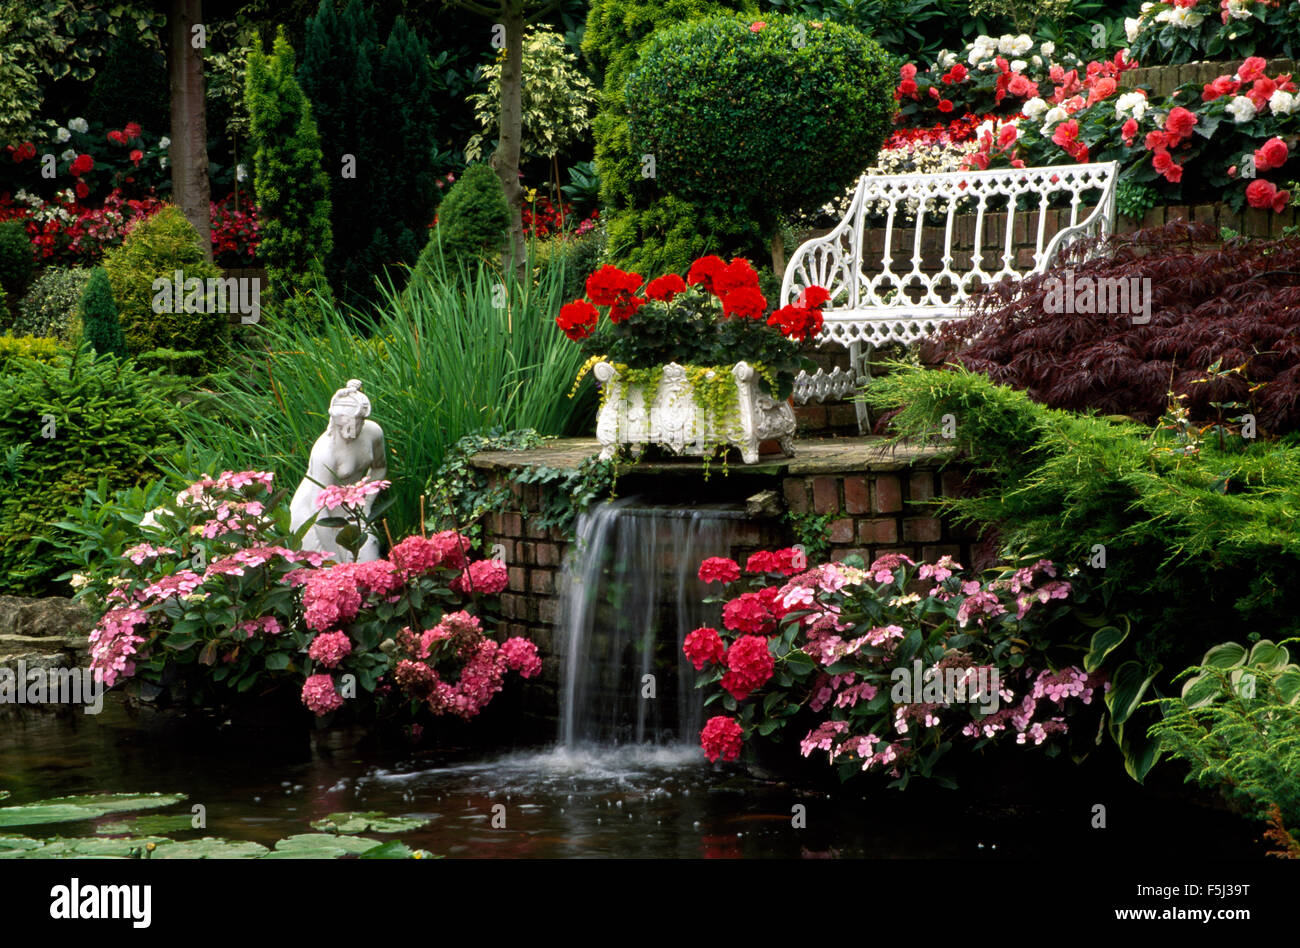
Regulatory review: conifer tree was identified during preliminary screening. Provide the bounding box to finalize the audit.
[79,266,128,360]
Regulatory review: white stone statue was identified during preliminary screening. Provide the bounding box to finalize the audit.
[290,379,388,563]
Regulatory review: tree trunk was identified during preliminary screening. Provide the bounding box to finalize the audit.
[770,226,786,276]
[490,6,527,281]
[168,0,212,261]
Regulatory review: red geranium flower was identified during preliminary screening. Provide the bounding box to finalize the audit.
[75,180,90,200]
[124,122,142,140]
[69,154,94,176]
[714,257,760,296]
[797,285,830,309]
[556,299,599,340]
[609,295,647,323]
[722,286,767,320]
[645,273,687,301]
[585,264,642,306]
[107,130,128,145]
[767,304,823,342]
[686,255,727,294]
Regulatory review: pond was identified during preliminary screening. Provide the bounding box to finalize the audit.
[0,698,1268,859]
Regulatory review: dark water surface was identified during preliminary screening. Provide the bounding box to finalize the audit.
[0,699,1269,858]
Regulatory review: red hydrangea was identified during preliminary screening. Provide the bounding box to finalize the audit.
[721,634,775,700]
[745,550,781,573]
[585,264,643,306]
[645,273,687,301]
[722,591,775,635]
[683,626,726,670]
[700,715,744,762]
[698,556,741,584]
[500,636,542,678]
[556,300,599,340]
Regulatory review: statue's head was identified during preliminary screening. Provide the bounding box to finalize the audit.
[328,379,370,441]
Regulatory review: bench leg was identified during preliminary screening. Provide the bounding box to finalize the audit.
[851,341,873,435]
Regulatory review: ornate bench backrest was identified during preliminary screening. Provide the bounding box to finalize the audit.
[781,161,1120,352]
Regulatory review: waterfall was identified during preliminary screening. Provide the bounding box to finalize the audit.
[557,499,744,747]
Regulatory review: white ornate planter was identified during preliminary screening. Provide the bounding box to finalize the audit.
[593,361,796,464]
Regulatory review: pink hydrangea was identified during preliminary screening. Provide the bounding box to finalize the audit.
[88,606,149,687]
[140,569,204,603]
[389,535,443,574]
[301,564,363,631]
[314,477,390,511]
[352,559,405,598]
[867,553,915,584]
[307,631,353,668]
[123,543,176,565]
[450,558,509,595]
[800,719,850,759]
[956,590,1006,627]
[237,616,282,637]
[500,637,542,678]
[301,674,344,715]
[430,530,470,570]
[918,555,961,582]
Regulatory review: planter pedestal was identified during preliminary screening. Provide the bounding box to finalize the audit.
[593,361,796,464]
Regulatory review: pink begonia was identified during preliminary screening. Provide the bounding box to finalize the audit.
[500,637,542,678]
[88,606,150,687]
[301,674,344,715]
[308,631,353,668]
[237,616,282,637]
[313,477,391,511]
[123,543,176,565]
[450,558,509,595]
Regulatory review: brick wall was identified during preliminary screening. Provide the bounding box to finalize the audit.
[1120,58,1297,98]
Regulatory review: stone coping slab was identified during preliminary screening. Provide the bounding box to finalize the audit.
[469,436,960,476]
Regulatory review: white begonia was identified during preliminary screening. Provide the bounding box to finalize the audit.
[968,35,997,65]
[1224,0,1252,20]
[939,50,957,68]
[158,136,171,149]
[60,148,76,163]
[1125,17,1143,43]
[1010,59,1027,73]
[1226,95,1257,123]
[1040,41,1055,58]
[1012,34,1034,55]
[159,155,168,169]
[236,163,248,182]
[1040,106,1069,135]
[54,126,70,143]
[1031,55,1043,68]
[1269,89,1298,115]
[68,117,88,133]
[1115,90,1148,119]
[1140,1,1154,12]
[1021,96,1049,120]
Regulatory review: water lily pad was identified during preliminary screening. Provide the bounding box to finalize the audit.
[150,837,269,859]
[0,835,42,853]
[358,840,442,859]
[265,833,383,858]
[310,811,432,834]
[0,793,186,828]
[95,814,197,836]
[0,835,171,858]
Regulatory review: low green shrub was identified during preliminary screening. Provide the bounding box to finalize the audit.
[102,206,229,361]
[534,224,607,303]
[414,163,509,277]
[0,332,65,370]
[0,348,185,594]
[0,220,34,296]
[15,267,93,340]
[136,347,208,377]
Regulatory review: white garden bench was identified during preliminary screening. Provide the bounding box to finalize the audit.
[781,161,1119,432]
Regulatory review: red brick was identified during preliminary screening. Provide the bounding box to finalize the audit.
[909,472,936,505]
[525,520,547,540]
[873,475,902,513]
[500,593,524,620]
[902,517,943,543]
[794,403,827,430]
[516,541,535,566]
[830,548,869,563]
[529,570,555,595]
[858,518,898,545]
[508,567,526,592]
[812,476,840,514]
[538,597,560,624]
[486,512,503,535]
[783,478,810,514]
[501,512,523,538]
[535,543,560,567]
[843,476,869,514]
[829,518,854,543]
[921,544,962,563]
[827,403,858,428]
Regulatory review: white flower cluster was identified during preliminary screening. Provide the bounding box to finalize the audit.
[1154,5,1205,29]
[808,140,980,225]
[68,117,88,133]
[1114,90,1149,120]
[939,36,1075,77]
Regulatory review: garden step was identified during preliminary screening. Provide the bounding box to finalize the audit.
[0,595,94,638]
[0,634,87,666]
